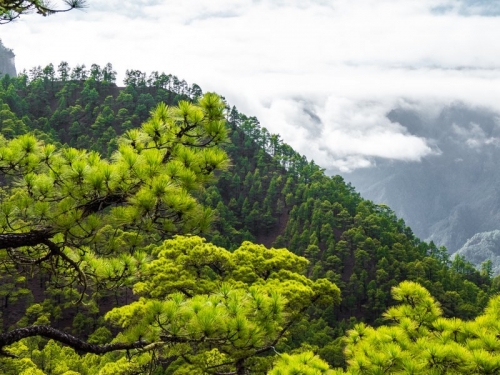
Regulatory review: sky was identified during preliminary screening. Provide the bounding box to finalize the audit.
[3,0,500,172]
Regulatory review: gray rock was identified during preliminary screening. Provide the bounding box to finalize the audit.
[0,40,16,77]
[455,230,500,275]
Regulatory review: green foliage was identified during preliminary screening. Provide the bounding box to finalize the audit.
[0,236,339,374]
[0,73,342,372]
[104,236,340,373]
[270,351,335,375]
[271,282,500,374]
[0,94,229,303]
[336,281,500,374]
[0,93,231,365]
[0,65,497,374]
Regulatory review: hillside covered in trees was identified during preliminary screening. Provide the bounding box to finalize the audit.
[0,63,499,374]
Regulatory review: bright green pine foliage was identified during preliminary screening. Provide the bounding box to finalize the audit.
[0,94,229,303]
[106,235,340,374]
[269,282,500,374]
[133,236,338,307]
[1,236,340,374]
[269,351,337,375]
[339,281,500,374]
[1,337,154,375]
[0,65,497,370]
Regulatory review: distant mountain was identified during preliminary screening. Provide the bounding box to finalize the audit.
[455,230,500,275]
[0,40,16,77]
[343,103,500,257]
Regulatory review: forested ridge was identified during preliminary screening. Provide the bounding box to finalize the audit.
[0,63,499,374]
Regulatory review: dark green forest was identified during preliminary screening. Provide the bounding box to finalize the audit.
[0,63,499,374]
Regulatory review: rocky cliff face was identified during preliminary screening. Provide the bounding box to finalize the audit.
[0,40,16,77]
[455,230,500,275]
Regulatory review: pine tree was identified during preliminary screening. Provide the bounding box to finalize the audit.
[0,94,230,352]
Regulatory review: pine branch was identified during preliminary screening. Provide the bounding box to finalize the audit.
[42,239,88,304]
[0,325,149,354]
[0,0,88,24]
[0,229,53,250]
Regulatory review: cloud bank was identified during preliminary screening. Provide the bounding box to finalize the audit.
[4,0,500,171]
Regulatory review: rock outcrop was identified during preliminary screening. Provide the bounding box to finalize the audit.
[455,230,500,275]
[0,40,16,77]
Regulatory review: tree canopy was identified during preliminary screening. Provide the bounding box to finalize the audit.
[0,93,229,299]
[270,281,500,375]
[0,94,230,346]
[0,0,87,24]
[0,65,498,373]
[0,91,340,374]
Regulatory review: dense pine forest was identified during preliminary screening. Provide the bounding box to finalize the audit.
[0,63,499,374]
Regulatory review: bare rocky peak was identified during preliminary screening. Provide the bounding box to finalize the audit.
[455,230,500,275]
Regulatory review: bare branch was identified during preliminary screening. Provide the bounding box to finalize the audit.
[0,229,53,250]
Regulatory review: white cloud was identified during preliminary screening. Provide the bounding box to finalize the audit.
[256,96,436,171]
[452,122,500,149]
[3,0,500,171]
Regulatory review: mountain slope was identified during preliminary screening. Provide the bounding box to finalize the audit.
[0,65,497,367]
[455,230,500,275]
[344,104,500,258]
